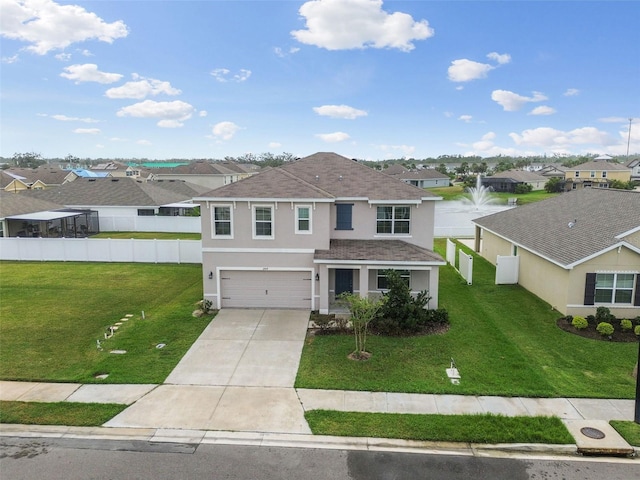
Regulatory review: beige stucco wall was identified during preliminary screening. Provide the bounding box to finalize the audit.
[329,200,436,249]
[479,230,513,265]
[517,248,570,313]
[621,230,640,249]
[565,170,631,182]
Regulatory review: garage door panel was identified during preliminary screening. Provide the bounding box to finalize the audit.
[221,271,311,309]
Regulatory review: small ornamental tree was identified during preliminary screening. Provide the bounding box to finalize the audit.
[339,293,385,361]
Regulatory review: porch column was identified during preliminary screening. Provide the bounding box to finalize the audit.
[358,266,368,299]
[318,265,329,314]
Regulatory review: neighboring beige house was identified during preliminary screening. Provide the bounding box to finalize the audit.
[473,188,640,318]
[91,162,151,180]
[149,160,258,190]
[194,152,445,313]
[481,169,548,193]
[563,160,631,191]
[1,166,71,192]
[627,158,640,182]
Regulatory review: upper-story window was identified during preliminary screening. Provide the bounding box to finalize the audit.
[335,204,353,230]
[602,171,607,178]
[296,205,312,234]
[590,171,595,178]
[253,205,274,239]
[574,171,580,177]
[213,205,232,237]
[376,205,410,234]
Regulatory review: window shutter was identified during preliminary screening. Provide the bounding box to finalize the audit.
[336,204,353,230]
[634,275,640,307]
[584,273,596,305]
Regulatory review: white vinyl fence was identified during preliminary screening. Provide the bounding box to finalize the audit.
[98,216,200,233]
[0,238,202,264]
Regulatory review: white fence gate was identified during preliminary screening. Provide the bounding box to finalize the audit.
[0,238,202,264]
[495,255,519,284]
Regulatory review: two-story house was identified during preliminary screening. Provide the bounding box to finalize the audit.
[563,160,631,191]
[194,152,445,314]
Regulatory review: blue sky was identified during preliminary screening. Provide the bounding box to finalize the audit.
[1,0,638,161]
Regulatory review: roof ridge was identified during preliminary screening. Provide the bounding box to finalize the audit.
[277,168,336,198]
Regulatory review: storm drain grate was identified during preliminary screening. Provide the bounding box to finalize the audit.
[580,427,606,439]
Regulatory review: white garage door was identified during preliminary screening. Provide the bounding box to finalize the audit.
[220,270,312,309]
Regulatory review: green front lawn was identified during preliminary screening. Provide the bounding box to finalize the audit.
[91,231,201,240]
[0,262,211,384]
[295,239,637,398]
[611,421,640,447]
[0,401,126,426]
[305,410,574,444]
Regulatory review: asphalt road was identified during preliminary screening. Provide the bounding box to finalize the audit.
[0,436,637,480]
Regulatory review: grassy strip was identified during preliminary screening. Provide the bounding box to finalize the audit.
[91,231,201,240]
[426,185,557,205]
[305,410,574,444]
[295,239,636,398]
[0,401,126,427]
[0,262,211,384]
[610,421,640,447]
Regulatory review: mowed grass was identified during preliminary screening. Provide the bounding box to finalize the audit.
[0,401,126,427]
[0,262,210,384]
[427,185,558,205]
[610,421,640,447]
[92,231,201,240]
[295,239,637,398]
[305,410,574,444]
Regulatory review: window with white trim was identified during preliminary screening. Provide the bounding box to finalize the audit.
[602,171,607,178]
[376,206,410,234]
[595,273,635,304]
[377,270,410,290]
[295,205,311,234]
[212,205,232,237]
[253,205,274,239]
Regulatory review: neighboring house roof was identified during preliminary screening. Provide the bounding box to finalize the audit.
[566,161,630,172]
[626,158,639,168]
[197,153,438,201]
[70,169,110,178]
[0,191,65,218]
[484,169,547,183]
[388,169,450,181]
[473,188,640,268]
[2,166,69,186]
[383,164,408,175]
[19,178,200,207]
[314,239,445,264]
[152,160,250,176]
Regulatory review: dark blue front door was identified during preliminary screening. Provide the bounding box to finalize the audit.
[335,269,353,296]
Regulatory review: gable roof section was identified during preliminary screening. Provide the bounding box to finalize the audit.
[314,239,445,264]
[473,189,640,268]
[19,178,196,207]
[566,161,630,172]
[0,191,64,218]
[484,169,547,183]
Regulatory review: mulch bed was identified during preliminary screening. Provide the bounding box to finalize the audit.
[556,317,639,343]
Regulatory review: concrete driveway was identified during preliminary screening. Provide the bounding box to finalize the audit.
[105,309,312,434]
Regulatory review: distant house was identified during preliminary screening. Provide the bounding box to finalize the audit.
[1,166,71,192]
[194,152,444,313]
[473,188,640,318]
[538,164,567,178]
[148,160,259,190]
[0,190,98,238]
[383,165,450,188]
[627,158,640,182]
[91,161,152,180]
[481,170,547,193]
[563,160,631,191]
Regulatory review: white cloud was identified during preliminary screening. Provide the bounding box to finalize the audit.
[509,126,611,147]
[60,64,122,84]
[313,104,368,119]
[563,88,580,96]
[212,121,241,140]
[458,115,473,123]
[50,114,99,123]
[2,54,19,64]
[109,137,127,142]
[292,0,434,52]
[491,90,547,111]
[210,68,252,82]
[116,100,195,127]
[466,131,521,156]
[105,75,181,99]
[137,139,152,146]
[274,46,300,57]
[0,0,128,55]
[487,52,511,64]
[315,131,350,142]
[528,105,556,116]
[73,128,100,134]
[199,110,208,117]
[599,116,630,124]
[376,144,416,157]
[448,59,494,82]
[79,49,93,57]
[268,142,282,148]
[54,52,71,61]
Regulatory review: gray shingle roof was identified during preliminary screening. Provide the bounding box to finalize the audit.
[18,178,198,207]
[473,188,640,267]
[197,152,438,201]
[566,161,630,172]
[314,239,445,264]
[485,169,547,182]
[0,191,64,218]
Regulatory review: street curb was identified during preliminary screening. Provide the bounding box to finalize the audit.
[3,424,637,459]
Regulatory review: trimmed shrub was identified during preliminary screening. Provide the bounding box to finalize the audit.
[635,325,640,337]
[596,306,616,324]
[427,308,450,325]
[620,319,633,332]
[596,322,614,337]
[571,316,588,330]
